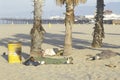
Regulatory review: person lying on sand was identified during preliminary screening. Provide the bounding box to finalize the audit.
[23,56,73,66]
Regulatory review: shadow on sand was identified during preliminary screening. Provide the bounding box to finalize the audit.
[0,32,119,52]
[0,34,31,48]
[1,52,30,62]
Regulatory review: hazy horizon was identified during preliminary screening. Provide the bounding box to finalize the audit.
[0,0,120,19]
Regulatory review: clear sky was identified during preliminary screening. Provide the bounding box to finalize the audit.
[0,0,120,19]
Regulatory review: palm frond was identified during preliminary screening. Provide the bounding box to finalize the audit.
[74,0,87,5]
[56,0,65,6]
[56,0,87,6]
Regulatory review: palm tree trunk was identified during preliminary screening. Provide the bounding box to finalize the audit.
[30,0,45,57]
[64,1,74,55]
[92,0,105,48]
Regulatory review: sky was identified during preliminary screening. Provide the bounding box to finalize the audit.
[0,0,120,19]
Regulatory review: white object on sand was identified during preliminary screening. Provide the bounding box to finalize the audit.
[44,49,56,56]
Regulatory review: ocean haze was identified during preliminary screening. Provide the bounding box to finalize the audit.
[0,0,120,19]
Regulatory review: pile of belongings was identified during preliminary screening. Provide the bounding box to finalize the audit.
[86,50,120,61]
[44,48,63,56]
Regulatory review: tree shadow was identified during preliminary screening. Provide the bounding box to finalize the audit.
[72,38,91,49]
[44,33,64,48]
[103,43,120,48]
[1,52,30,62]
[0,32,119,54]
[72,32,89,35]
[61,31,88,35]
[44,32,120,50]
[106,33,120,35]
[21,52,30,60]
[0,34,31,48]
[0,33,31,61]
[1,54,8,62]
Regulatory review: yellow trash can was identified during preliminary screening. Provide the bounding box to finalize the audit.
[8,41,22,63]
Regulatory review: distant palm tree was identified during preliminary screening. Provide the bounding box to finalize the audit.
[30,0,45,57]
[56,0,86,55]
[92,0,105,48]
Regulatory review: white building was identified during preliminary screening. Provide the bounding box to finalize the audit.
[104,14,120,20]
[85,14,120,20]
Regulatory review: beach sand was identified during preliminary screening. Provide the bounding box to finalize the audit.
[0,24,120,80]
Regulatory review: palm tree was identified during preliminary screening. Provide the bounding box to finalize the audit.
[92,0,105,48]
[56,0,86,55]
[30,0,45,57]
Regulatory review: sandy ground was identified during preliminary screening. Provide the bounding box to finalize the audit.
[0,24,120,80]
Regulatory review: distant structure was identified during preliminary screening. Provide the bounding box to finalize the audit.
[49,16,65,20]
[0,15,90,24]
[104,10,113,15]
[0,18,33,24]
[0,18,64,24]
[85,10,120,24]
[0,10,120,25]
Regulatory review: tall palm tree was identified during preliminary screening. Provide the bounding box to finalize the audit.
[30,0,45,57]
[92,0,105,48]
[56,0,86,55]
